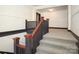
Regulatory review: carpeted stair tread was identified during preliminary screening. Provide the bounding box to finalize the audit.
[36,44,78,54]
[43,32,78,42]
[40,39,78,50]
[36,29,78,54]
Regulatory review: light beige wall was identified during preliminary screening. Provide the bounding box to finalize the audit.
[0,5,33,32]
[0,5,34,52]
[71,5,79,36]
[39,6,68,28]
[68,5,71,30]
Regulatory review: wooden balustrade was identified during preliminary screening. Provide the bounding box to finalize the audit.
[13,37,26,54]
[13,17,49,54]
[24,17,49,54]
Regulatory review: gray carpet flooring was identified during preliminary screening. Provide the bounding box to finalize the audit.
[36,29,78,54]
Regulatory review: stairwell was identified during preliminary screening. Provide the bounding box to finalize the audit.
[36,29,78,54]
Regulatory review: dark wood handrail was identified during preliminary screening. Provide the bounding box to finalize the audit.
[13,17,49,54]
[16,44,25,48]
[13,37,25,48]
[24,18,44,39]
[32,19,43,37]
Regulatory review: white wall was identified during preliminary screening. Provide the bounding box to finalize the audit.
[0,5,34,52]
[32,5,63,21]
[38,6,68,28]
[68,5,71,30]
[0,32,26,52]
[71,5,79,36]
[0,5,33,32]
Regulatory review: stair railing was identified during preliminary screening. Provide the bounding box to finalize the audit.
[13,17,49,54]
[24,17,44,53]
[13,37,26,54]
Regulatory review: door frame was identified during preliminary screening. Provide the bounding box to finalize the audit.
[36,12,41,26]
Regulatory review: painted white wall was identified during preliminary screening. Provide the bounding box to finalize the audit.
[0,5,33,32]
[0,5,34,52]
[38,6,68,28]
[71,5,79,36]
[0,32,26,52]
[33,5,63,21]
[68,5,71,30]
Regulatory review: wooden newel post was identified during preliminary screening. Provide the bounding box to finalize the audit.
[24,34,32,54]
[13,37,20,54]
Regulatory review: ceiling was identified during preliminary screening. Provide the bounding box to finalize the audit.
[37,5,68,12]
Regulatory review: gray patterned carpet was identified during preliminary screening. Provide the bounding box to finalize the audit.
[36,29,78,54]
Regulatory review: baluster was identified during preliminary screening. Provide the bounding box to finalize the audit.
[13,37,20,54]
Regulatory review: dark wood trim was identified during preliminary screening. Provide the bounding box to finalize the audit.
[49,27,67,29]
[0,51,14,54]
[68,30,79,53]
[36,12,41,21]
[0,29,26,37]
[36,12,41,26]
[0,28,35,37]
[68,30,79,41]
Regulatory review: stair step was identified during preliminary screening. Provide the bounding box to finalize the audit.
[37,44,78,54]
[40,38,78,50]
[43,37,77,44]
[36,29,78,54]
[36,50,49,54]
[43,32,78,42]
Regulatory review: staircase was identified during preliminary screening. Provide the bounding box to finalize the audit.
[36,29,78,54]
